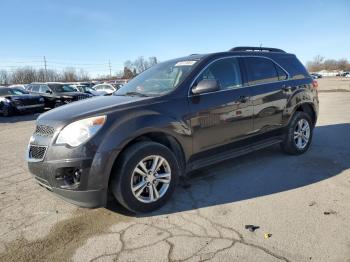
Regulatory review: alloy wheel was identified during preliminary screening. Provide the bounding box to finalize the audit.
[294,119,310,149]
[130,155,171,203]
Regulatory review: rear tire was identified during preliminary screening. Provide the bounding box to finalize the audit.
[110,141,180,213]
[280,111,313,155]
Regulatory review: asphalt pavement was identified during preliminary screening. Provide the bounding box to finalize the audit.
[0,92,349,262]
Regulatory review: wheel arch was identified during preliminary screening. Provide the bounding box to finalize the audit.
[294,102,317,127]
[107,131,187,188]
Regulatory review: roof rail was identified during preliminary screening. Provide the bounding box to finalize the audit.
[230,46,286,53]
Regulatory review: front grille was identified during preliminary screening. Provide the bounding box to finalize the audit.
[29,145,47,160]
[76,95,88,101]
[14,99,40,106]
[34,125,55,137]
[13,100,22,106]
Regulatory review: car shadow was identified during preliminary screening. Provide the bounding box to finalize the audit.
[106,123,350,216]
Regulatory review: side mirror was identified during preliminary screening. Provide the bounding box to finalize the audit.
[191,79,220,95]
[46,90,52,94]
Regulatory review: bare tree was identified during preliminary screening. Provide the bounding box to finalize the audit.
[0,70,9,85]
[134,56,149,73]
[323,59,338,70]
[149,56,158,67]
[306,56,350,72]
[77,69,90,81]
[62,67,77,82]
[306,55,325,72]
[337,58,350,71]
[11,67,37,84]
[124,56,158,75]
[123,67,134,79]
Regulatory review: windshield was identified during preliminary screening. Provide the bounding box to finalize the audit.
[0,88,28,96]
[49,84,76,93]
[10,89,28,95]
[114,59,198,96]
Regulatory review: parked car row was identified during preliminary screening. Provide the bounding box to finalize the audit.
[1,81,123,116]
[310,71,350,78]
[310,73,322,79]
[0,87,45,116]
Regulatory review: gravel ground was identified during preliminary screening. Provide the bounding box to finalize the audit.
[317,77,350,92]
[0,91,349,262]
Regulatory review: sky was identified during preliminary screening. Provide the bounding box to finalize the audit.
[0,0,349,77]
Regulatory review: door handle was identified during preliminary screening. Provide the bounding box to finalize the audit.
[237,95,249,103]
[282,85,292,92]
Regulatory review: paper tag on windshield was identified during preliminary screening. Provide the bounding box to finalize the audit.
[175,61,197,66]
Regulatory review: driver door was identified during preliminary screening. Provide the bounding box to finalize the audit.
[188,57,254,157]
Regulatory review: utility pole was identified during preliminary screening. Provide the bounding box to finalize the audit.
[108,60,112,79]
[43,56,48,81]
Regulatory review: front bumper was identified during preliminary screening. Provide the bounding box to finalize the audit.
[15,103,45,111]
[34,175,107,208]
[26,118,119,208]
[27,152,112,208]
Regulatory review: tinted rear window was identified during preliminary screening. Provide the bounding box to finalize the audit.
[273,55,309,80]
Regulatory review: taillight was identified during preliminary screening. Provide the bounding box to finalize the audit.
[312,80,318,89]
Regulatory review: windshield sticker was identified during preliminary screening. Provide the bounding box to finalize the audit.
[175,61,197,67]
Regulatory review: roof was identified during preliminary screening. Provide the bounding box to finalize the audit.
[178,46,293,63]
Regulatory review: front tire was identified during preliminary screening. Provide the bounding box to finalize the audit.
[110,141,180,213]
[280,111,313,155]
[54,101,63,108]
[2,107,13,117]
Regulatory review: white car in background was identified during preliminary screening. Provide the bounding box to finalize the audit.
[69,84,108,96]
[93,83,118,94]
[8,84,30,90]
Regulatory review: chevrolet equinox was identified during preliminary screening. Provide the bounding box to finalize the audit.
[27,46,319,213]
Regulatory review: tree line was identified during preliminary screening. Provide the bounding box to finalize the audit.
[122,56,158,79]
[306,55,350,72]
[1,67,93,85]
[0,56,158,85]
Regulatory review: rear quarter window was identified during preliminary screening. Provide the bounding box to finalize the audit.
[273,55,309,80]
[275,64,288,80]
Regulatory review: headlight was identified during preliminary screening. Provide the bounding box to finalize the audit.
[0,97,11,104]
[56,115,106,147]
[62,96,73,99]
[39,97,45,102]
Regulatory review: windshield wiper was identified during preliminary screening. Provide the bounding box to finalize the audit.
[124,92,149,97]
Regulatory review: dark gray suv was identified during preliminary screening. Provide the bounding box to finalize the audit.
[27,47,319,213]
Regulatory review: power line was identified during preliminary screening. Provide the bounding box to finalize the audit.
[0,57,126,77]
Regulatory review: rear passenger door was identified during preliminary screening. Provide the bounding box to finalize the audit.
[242,57,290,134]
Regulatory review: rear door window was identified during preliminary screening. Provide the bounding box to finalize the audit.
[244,57,279,85]
[31,85,40,92]
[39,85,50,93]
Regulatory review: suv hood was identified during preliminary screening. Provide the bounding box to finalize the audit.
[38,95,151,124]
[56,92,87,97]
[4,94,42,100]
